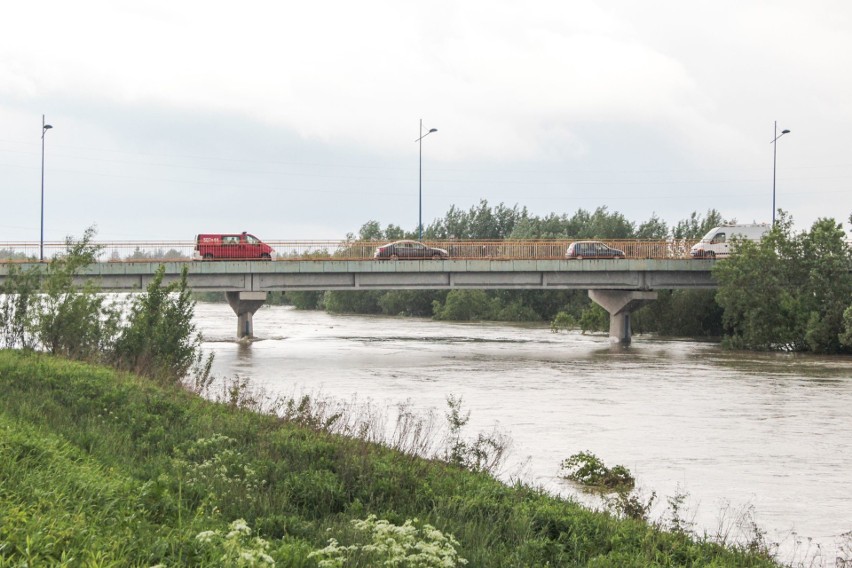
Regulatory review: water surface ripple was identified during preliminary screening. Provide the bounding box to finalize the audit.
[196,303,852,564]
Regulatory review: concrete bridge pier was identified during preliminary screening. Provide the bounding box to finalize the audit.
[588,290,658,345]
[226,291,268,339]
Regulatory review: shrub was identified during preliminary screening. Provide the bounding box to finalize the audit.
[112,264,210,383]
[560,451,635,491]
[550,311,577,333]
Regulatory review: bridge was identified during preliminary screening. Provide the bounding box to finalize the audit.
[0,239,714,344]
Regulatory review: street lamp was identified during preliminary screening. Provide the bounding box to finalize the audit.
[415,119,437,241]
[771,120,790,225]
[40,115,53,261]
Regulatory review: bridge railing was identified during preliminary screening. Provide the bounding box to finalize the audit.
[0,239,700,263]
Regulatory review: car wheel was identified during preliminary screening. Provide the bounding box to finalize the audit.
[203,253,214,260]
[706,251,716,259]
[390,254,399,261]
[260,253,271,261]
[433,253,443,260]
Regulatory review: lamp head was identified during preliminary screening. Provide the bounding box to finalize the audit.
[781,129,790,134]
[429,128,437,133]
[43,124,53,131]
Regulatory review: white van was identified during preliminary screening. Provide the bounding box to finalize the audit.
[689,224,770,259]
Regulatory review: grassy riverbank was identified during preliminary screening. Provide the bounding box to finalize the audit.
[0,349,780,567]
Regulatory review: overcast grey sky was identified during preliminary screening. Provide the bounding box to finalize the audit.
[2,0,851,241]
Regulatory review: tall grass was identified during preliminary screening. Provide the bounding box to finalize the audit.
[0,350,787,567]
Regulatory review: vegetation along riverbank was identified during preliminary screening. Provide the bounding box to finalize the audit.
[0,230,789,566]
[0,350,786,567]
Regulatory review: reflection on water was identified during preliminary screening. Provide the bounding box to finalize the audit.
[195,302,852,564]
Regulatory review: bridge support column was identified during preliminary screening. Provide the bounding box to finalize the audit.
[226,292,267,339]
[588,290,658,345]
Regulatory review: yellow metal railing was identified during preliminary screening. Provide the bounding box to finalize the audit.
[0,239,700,263]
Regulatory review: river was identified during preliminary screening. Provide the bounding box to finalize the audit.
[195,302,852,566]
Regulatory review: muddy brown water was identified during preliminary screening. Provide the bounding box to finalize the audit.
[195,302,852,565]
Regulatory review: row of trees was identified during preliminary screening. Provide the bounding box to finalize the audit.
[283,202,852,354]
[1,228,210,382]
[349,200,726,242]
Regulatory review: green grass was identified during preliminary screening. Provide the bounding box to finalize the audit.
[0,349,781,567]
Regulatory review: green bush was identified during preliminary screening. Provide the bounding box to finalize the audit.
[560,451,635,491]
[112,264,208,383]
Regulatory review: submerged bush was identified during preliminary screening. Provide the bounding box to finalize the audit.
[560,451,635,491]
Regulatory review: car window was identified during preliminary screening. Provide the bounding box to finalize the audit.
[711,233,726,244]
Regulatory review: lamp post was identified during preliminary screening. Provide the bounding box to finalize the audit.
[771,120,790,225]
[40,115,53,261]
[415,119,437,241]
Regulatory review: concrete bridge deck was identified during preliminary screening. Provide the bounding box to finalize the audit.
[0,258,717,344]
[0,258,716,291]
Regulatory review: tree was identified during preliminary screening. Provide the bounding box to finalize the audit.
[35,227,120,360]
[672,209,727,240]
[714,212,851,353]
[800,218,852,352]
[112,264,206,382]
[636,213,669,239]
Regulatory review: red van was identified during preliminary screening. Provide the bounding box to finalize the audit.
[195,232,274,260]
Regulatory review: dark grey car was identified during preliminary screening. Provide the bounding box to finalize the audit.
[565,241,625,259]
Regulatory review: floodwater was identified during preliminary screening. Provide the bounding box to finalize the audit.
[195,302,852,566]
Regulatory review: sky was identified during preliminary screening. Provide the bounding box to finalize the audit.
[2,0,851,243]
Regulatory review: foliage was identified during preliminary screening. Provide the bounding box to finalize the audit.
[112,264,211,382]
[633,289,724,337]
[671,209,727,240]
[0,264,42,349]
[0,351,781,566]
[842,305,852,349]
[428,200,527,239]
[550,311,577,333]
[560,451,636,491]
[195,518,275,566]
[635,212,669,239]
[714,212,852,353]
[283,291,323,309]
[322,290,384,314]
[378,289,446,317]
[578,303,609,333]
[1,227,212,384]
[443,395,509,474]
[0,248,33,261]
[32,227,120,360]
[118,247,186,261]
[433,290,495,321]
[606,489,657,522]
[309,515,467,567]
